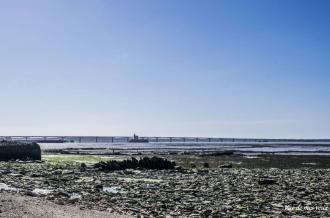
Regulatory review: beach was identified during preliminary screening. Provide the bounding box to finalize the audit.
[0,192,129,218]
[2,0,329,216]
[1,153,330,217]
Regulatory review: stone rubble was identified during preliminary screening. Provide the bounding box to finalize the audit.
[0,161,329,217]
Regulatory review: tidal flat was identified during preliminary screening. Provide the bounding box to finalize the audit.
[1,154,330,217]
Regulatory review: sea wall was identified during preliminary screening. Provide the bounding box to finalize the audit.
[0,141,41,161]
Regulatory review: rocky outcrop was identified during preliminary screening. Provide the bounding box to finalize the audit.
[94,156,176,171]
[1,160,330,217]
[0,141,41,161]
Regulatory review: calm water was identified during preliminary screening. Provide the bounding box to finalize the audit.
[40,142,330,155]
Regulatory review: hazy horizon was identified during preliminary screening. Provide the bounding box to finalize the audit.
[1,0,329,138]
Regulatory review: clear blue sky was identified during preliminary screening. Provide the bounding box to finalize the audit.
[0,0,329,138]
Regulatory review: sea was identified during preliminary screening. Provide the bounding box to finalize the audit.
[39,141,330,155]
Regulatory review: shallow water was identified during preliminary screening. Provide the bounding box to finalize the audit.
[40,142,330,155]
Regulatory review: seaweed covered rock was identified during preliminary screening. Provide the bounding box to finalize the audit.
[0,141,41,161]
[94,156,176,171]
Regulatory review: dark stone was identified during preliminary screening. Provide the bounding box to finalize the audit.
[94,156,176,171]
[25,191,38,197]
[258,178,277,185]
[220,163,233,168]
[0,141,41,161]
[201,151,235,156]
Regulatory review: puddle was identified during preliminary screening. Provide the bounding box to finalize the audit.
[32,188,53,195]
[0,183,18,191]
[244,156,259,159]
[103,186,118,194]
[302,162,318,165]
[74,160,98,164]
[70,193,82,200]
[118,177,162,183]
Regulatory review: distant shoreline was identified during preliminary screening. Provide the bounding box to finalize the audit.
[2,135,330,144]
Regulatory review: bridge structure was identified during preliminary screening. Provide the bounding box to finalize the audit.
[1,136,330,144]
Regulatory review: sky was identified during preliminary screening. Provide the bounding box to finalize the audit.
[0,0,329,138]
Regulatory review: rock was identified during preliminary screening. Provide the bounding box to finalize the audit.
[30,173,41,177]
[174,166,183,171]
[51,170,62,175]
[62,170,74,175]
[54,191,71,198]
[124,169,134,175]
[201,151,235,156]
[258,178,277,185]
[271,203,284,208]
[191,168,198,173]
[94,180,103,190]
[8,173,23,178]
[69,195,81,203]
[200,209,212,217]
[0,141,41,161]
[1,156,330,217]
[25,190,39,197]
[220,163,233,168]
[94,156,176,171]
[32,188,53,196]
[54,198,65,205]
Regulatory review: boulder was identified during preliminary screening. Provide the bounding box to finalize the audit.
[258,177,277,185]
[0,141,41,161]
